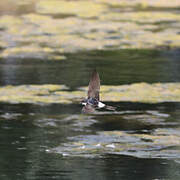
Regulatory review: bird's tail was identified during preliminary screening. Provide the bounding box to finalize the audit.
[105,105,116,111]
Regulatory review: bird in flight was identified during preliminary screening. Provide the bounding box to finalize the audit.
[81,69,116,113]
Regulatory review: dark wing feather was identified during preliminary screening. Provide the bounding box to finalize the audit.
[87,70,100,100]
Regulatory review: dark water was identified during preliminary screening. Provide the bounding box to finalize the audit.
[0,50,180,180]
[1,49,180,88]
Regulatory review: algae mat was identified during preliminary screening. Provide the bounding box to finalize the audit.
[52,128,180,159]
[44,111,180,159]
[0,83,180,104]
[0,0,180,60]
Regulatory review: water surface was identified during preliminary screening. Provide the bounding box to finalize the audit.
[0,50,180,180]
[1,1,180,179]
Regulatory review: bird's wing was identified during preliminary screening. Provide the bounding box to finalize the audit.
[87,69,100,100]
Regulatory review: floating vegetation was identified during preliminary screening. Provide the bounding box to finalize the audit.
[0,45,66,60]
[0,0,180,60]
[0,83,180,104]
[51,128,180,159]
[0,84,70,104]
[36,0,107,18]
[81,83,180,103]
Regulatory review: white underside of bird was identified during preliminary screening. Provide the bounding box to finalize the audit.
[82,101,105,108]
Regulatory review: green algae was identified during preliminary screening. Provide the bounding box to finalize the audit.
[0,84,70,104]
[96,0,180,9]
[0,83,180,104]
[0,0,180,59]
[36,0,107,18]
[81,83,180,103]
[0,45,66,60]
[53,128,180,158]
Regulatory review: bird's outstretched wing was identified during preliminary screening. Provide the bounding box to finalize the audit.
[87,70,100,100]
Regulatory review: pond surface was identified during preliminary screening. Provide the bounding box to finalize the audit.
[1,0,180,179]
[0,50,180,180]
[1,49,180,87]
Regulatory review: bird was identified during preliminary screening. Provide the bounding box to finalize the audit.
[81,69,116,113]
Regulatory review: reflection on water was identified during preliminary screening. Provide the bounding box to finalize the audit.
[0,0,180,179]
[0,102,180,179]
[0,50,180,87]
[0,50,180,180]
